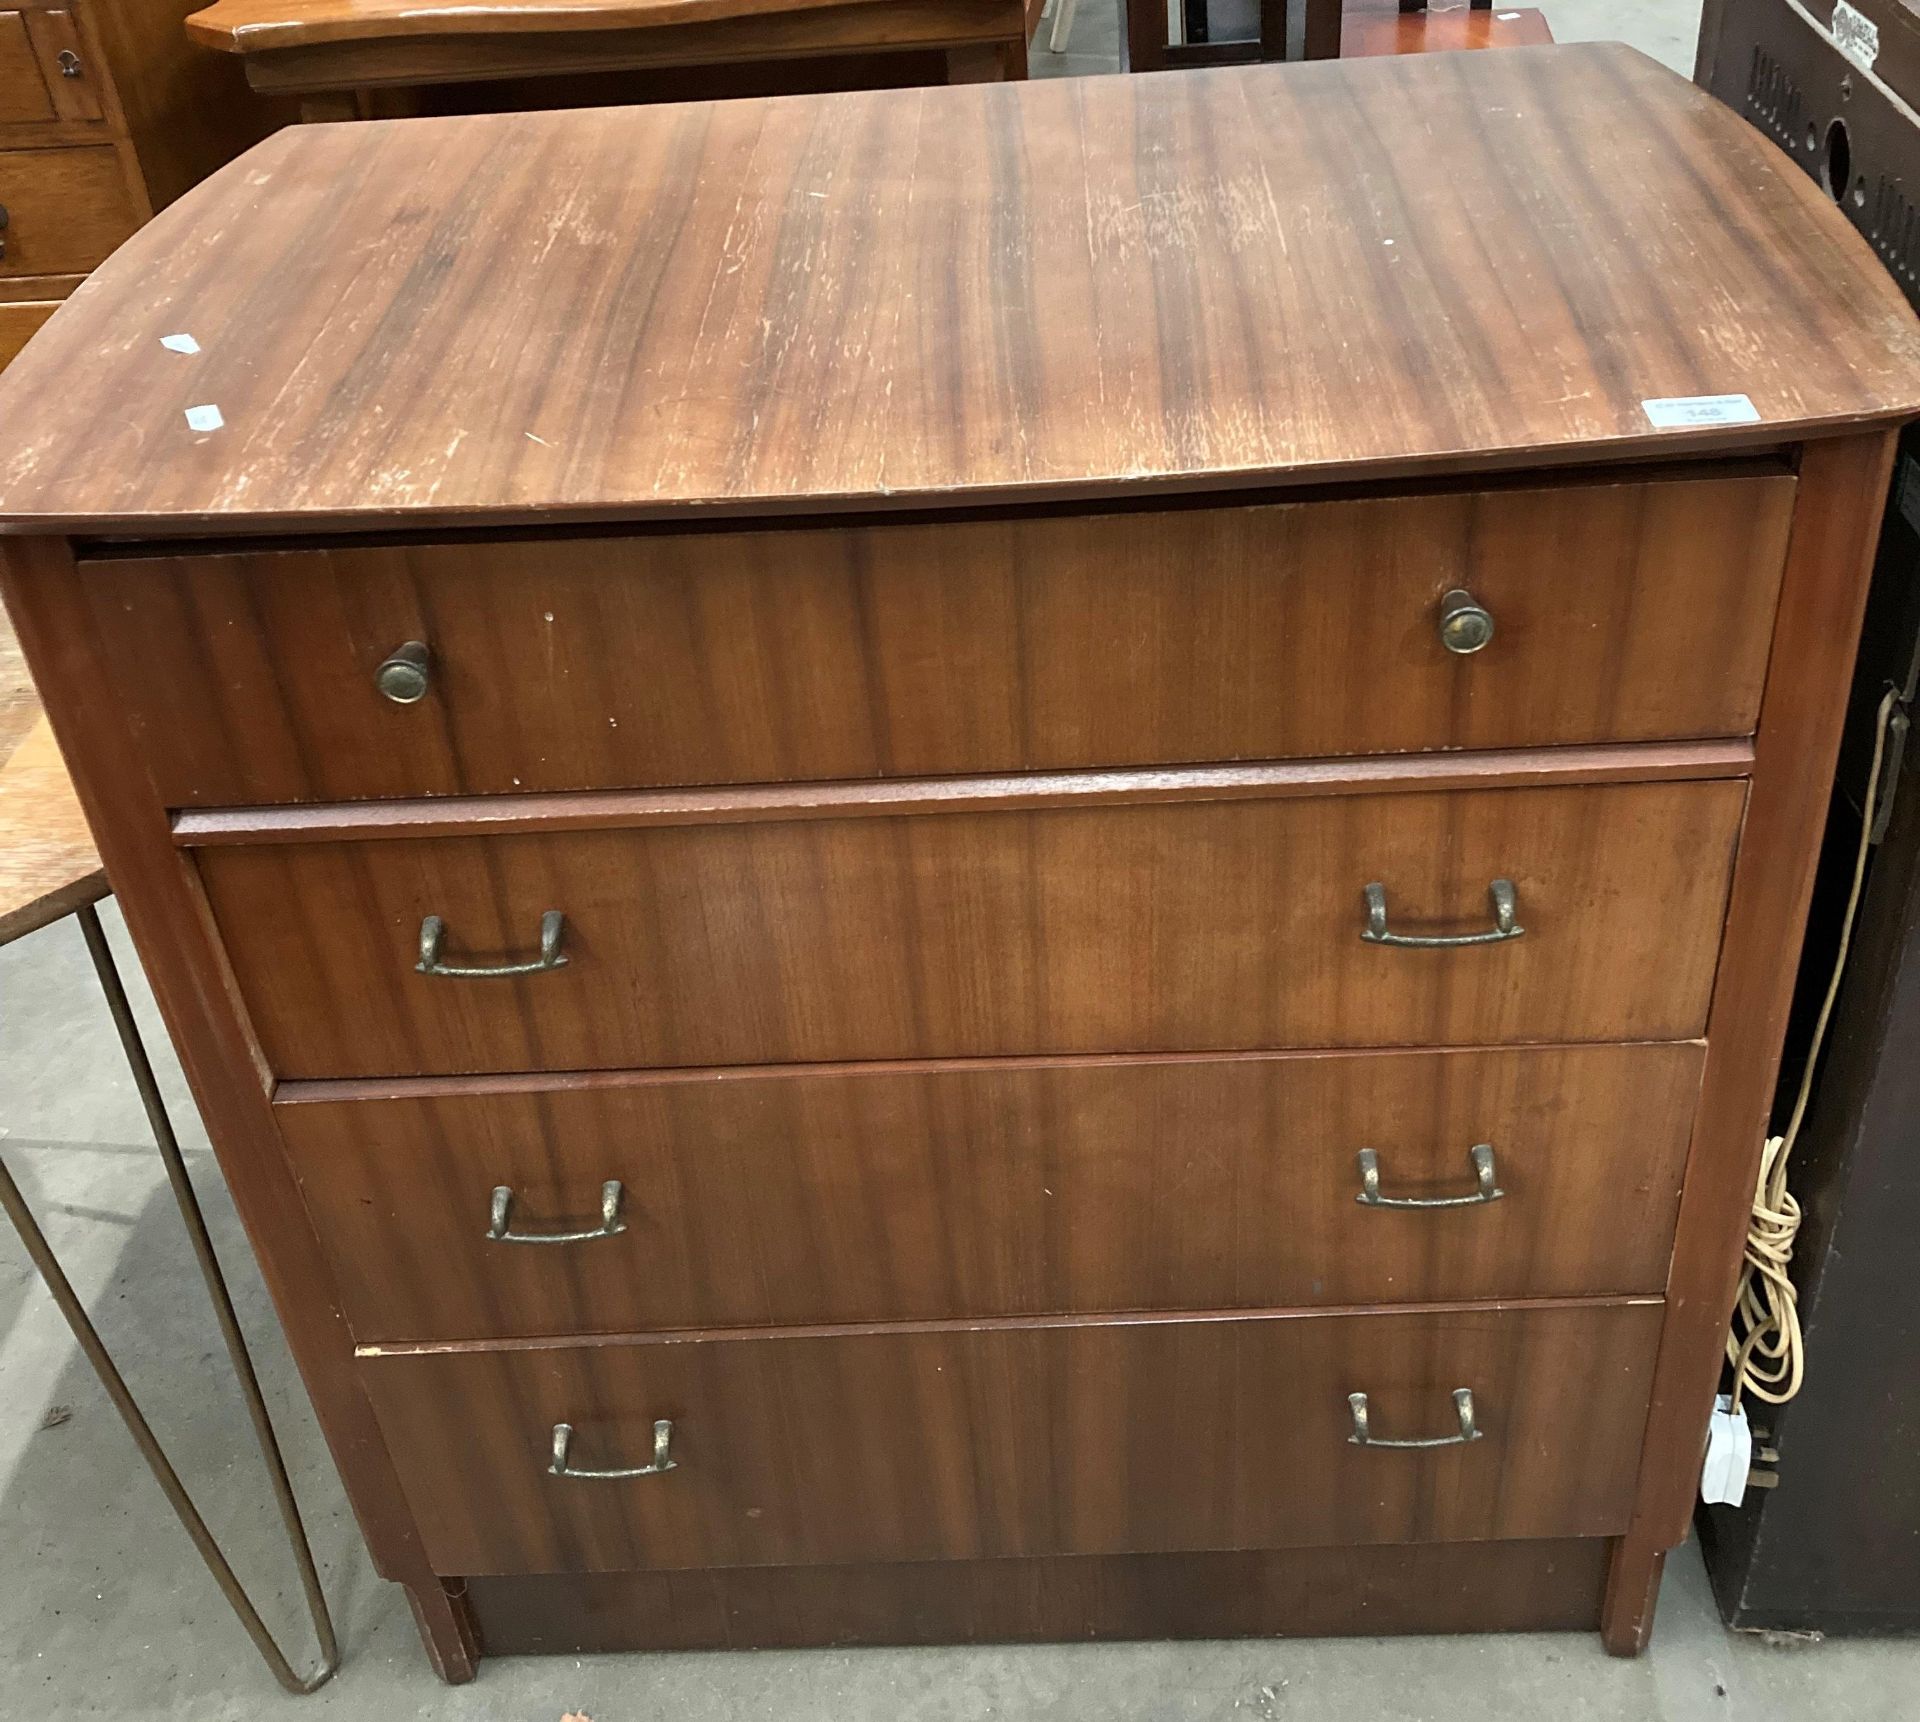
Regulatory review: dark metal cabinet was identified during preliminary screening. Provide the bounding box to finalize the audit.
[1699,0,1920,1633]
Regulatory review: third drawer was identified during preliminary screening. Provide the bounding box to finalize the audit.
[200,778,1746,1078]
[283,1043,1702,1342]
[358,1301,1664,1576]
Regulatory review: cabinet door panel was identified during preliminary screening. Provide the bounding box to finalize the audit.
[0,13,53,124]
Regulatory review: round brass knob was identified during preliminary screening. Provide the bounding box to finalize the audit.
[375,641,432,704]
[1439,589,1494,655]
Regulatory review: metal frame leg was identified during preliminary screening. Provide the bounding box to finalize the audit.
[0,903,339,1694]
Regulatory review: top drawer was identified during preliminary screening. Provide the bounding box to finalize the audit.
[82,472,1794,809]
[1,7,99,131]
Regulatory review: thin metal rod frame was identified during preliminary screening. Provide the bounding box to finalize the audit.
[0,902,339,1693]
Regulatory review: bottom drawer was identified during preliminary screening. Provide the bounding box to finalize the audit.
[361,1302,1663,1576]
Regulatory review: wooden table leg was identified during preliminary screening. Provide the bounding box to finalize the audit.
[1124,0,1167,69]
[1300,0,1340,57]
[1260,0,1289,59]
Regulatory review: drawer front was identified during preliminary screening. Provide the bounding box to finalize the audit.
[27,10,101,124]
[200,780,1745,1079]
[1,8,100,129]
[359,1303,1664,1575]
[285,1044,1702,1343]
[0,146,135,277]
[0,12,53,124]
[0,294,53,368]
[84,474,1793,807]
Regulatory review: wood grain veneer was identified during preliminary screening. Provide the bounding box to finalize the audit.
[196,779,1746,1078]
[1,48,1916,531]
[0,300,57,370]
[278,1043,1703,1341]
[0,145,137,277]
[83,474,1793,805]
[183,0,1013,50]
[1602,431,1901,1652]
[463,1538,1611,1652]
[358,1301,1665,1575]
[167,741,1757,845]
[3,46,1916,1678]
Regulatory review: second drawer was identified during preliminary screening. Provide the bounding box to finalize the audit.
[284,1044,1702,1342]
[199,779,1746,1078]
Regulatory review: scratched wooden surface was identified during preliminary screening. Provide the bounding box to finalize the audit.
[1,45,1917,533]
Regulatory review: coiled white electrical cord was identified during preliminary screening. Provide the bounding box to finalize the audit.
[1727,685,1900,1410]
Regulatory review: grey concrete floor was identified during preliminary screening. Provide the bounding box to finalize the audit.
[8,3,1920,1717]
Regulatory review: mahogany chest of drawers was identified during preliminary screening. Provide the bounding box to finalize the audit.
[3,45,1919,1680]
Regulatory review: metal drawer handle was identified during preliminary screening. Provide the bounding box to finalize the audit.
[549,1419,676,1480]
[1439,588,1495,654]
[1348,1388,1483,1449]
[417,910,567,978]
[57,48,83,76]
[488,1180,625,1245]
[1356,1144,1505,1209]
[1362,879,1522,948]
[375,640,432,704]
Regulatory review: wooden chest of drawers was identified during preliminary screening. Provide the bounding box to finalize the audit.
[4,45,1920,1680]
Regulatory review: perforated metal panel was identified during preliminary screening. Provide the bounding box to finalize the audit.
[1702,0,1920,303]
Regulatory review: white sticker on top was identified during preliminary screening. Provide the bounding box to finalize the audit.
[1642,393,1762,430]
[159,333,201,355]
[1832,1,1880,72]
[183,403,225,432]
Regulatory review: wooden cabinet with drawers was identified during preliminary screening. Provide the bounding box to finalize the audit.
[3,46,1919,1680]
[0,0,277,375]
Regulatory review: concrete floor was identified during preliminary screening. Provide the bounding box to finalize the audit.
[9,2,1920,1717]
